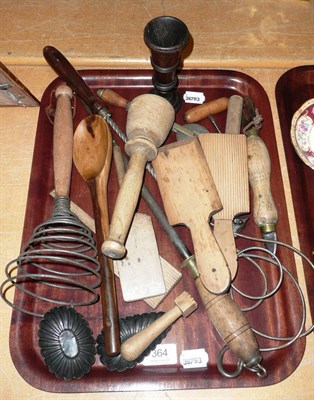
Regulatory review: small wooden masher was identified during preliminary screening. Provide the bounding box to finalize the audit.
[121,291,197,361]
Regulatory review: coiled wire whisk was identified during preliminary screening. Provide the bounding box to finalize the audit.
[0,85,102,318]
[1,196,101,317]
[217,233,314,378]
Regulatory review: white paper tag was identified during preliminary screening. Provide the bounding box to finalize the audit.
[140,343,177,366]
[180,348,209,369]
[183,91,205,104]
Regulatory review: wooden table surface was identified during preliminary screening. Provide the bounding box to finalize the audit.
[0,1,313,399]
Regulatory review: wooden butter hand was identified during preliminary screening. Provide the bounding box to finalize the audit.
[153,138,231,294]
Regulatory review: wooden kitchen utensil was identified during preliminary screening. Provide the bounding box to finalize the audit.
[152,137,231,295]
[0,85,102,318]
[120,291,197,361]
[73,114,120,356]
[194,276,262,370]
[102,93,175,260]
[198,96,249,280]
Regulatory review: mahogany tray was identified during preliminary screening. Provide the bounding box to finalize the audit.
[9,69,307,392]
[275,65,314,320]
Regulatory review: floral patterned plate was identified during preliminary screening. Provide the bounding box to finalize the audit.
[291,98,314,169]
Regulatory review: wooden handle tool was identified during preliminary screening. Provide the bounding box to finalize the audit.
[183,97,228,132]
[44,46,109,116]
[102,93,175,259]
[247,133,278,233]
[53,85,73,197]
[152,137,231,294]
[194,276,261,368]
[121,291,197,361]
[96,163,121,355]
[225,95,243,134]
[242,97,278,250]
[97,88,129,109]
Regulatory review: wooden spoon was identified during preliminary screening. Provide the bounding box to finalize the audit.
[73,114,120,356]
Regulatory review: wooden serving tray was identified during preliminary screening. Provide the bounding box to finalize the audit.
[9,69,306,392]
[276,65,314,319]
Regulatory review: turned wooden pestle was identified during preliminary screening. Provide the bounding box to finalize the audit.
[102,93,175,259]
[120,291,197,361]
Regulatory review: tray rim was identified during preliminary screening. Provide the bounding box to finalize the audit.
[8,67,306,393]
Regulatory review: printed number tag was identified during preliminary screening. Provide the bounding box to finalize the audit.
[140,343,177,366]
[180,348,209,369]
[183,91,205,104]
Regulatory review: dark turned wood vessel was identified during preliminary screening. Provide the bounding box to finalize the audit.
[144,16,190,111]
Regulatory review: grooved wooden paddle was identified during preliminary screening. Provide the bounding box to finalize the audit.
[152,137,231,295]
[198,133,249,280]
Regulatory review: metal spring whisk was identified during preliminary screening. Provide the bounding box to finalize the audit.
[0,85,102,318]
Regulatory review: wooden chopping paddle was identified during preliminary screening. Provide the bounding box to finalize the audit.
[152,137,231,295]
[198,95,249,280]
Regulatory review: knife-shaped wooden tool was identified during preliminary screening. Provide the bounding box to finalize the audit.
[152,137,231,294]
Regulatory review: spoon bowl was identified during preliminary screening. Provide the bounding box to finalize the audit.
[73,114,110,181]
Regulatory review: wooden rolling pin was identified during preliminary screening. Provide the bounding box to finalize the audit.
[120,291,197,361]
[183,97,229,132]
[102,93,175,259]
